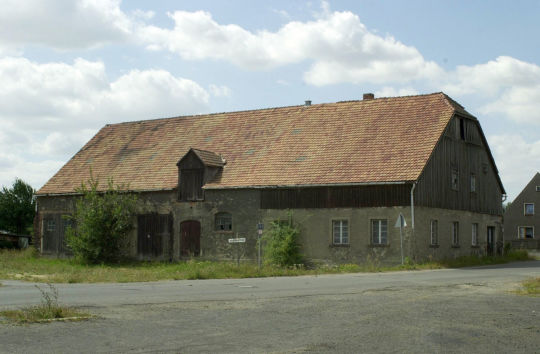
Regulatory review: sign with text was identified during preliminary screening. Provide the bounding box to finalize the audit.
[228,238,246,243]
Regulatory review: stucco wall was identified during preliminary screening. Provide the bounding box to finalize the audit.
[36,190,502,264]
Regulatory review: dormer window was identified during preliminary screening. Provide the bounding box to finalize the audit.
[181,169,204,201]
[177,148,225,202]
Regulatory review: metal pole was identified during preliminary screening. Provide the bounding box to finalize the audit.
[258,234,261,269]
[400,224,404,265]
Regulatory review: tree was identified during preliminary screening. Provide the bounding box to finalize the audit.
[66,177,137,264]
[262,213,303,267]
[0,178,35,234]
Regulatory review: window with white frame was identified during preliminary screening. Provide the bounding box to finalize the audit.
[518,226,534,239]
[536,186,540,192]
[470,174,476,192]
[452,222,459,246]
[471,223,478,246]
[524,203,534,215]
[332,220,349,245]
[371,219,388,245]
[430,220,438,245]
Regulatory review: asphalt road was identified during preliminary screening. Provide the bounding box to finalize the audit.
[1,261,539,353]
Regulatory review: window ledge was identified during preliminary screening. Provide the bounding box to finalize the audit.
[215,230,233,234]
[451,245,460,248]
[369,244,389,248]
[429,244,439,248]
[330,244,350,248]
[470,245,480,248]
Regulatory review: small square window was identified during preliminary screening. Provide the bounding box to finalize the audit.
[524,203,534,216]
[430,220,438,245]
[471,223,478,246]
[452,222,459,246]
[536,186,540,192]
[518,226,534,239]
[215,212,232,231]
[470,174,476,193]
[371,219,388,245]
[332,220,349,245]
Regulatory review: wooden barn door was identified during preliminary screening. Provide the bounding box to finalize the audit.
[138,214,172,259]
[42,215,58,253]
[180,220,200,257]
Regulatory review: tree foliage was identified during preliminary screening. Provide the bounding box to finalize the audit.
[262,214,303,267]
[0,178,35,234]
[66,178,137,264]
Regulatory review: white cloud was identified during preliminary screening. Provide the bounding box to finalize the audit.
[209,84,232,97]
[0,0,133,50]
[442,56,540,125]
[488,134,540,200]
[138,9,443,86]
[375,87,419,98]
[0,57,210,190]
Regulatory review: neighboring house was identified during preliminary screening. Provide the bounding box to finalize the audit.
[504,172,540,250]
[35,93,506,264]
[0,230,31,249]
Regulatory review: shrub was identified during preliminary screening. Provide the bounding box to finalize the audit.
[262,214,303,267]
[66,177,137,264]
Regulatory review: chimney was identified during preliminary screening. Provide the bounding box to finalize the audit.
[363,93,374,100]
[304,100,311,106]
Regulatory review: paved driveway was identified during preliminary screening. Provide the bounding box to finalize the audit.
[1,261,539,353]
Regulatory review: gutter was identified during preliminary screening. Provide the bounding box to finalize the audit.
[204,181,411,190]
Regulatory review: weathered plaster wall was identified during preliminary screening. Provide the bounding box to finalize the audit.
[36,190,502,264]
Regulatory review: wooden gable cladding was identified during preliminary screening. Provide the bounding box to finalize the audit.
[177,148,223,201]
[260,184,411,209]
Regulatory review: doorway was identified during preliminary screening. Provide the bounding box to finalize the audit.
[180,220,201,257]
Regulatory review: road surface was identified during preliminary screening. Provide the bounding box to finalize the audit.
[1,261,539,353]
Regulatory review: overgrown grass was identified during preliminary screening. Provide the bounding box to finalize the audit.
[0,248,533,283]
[0,283,91,324]
[515,277,540,296]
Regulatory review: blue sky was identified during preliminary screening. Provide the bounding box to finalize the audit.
[0,0,539,200]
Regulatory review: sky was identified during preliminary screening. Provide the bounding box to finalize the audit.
[0,0,539,201]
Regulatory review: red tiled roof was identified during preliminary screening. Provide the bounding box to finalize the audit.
[37,93,464,195]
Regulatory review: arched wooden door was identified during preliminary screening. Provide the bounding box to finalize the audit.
[180,220,201,257]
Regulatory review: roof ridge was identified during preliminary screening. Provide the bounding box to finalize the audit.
[105,92,447,127]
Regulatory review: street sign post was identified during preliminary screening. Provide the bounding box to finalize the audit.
[228,235,246,266]
[257,222,264,269]
[394,213,407,265]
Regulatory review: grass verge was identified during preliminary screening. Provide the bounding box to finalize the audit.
[0,248,533,283]
[515,277,540,296]
[0,283,91,324]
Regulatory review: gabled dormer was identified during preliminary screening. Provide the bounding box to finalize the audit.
[176,148,225,201]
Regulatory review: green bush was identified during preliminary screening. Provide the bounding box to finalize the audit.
[262,215,303,267]
[66,177,137,264]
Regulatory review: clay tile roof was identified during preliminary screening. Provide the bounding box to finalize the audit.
[37,92,468,195]
[190,148,226,167]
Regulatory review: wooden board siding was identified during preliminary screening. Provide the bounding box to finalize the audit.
[261,184,411,209]
[415,116,503,215]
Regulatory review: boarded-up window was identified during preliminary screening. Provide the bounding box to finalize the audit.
[451,169,459,191]
[181,169,204,201]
